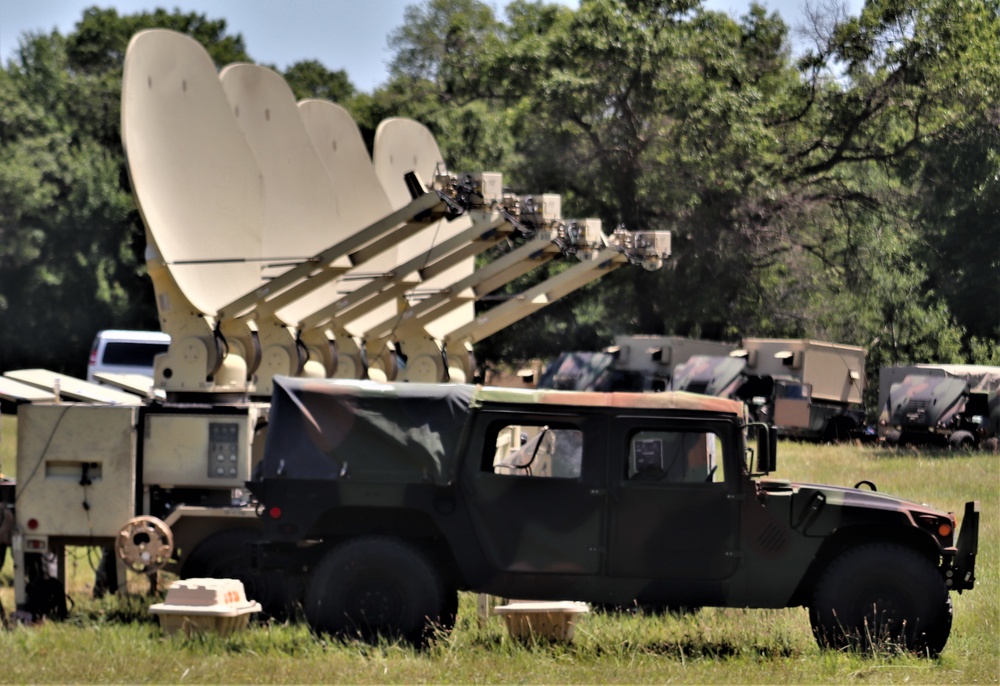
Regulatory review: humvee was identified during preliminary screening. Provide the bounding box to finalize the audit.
[878,365,1000,450]
[247,377,978,654]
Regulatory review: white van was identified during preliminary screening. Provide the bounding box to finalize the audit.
[86,330,171,383]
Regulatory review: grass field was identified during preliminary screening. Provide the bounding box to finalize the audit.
[1,416,997,684]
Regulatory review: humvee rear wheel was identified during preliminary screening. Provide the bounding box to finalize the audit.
[809,543,952,656]
[182,529,297,621]
[305,536,446,645]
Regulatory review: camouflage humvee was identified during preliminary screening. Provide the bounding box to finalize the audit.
[879,365,1000,450]
[247,377,979,654]
[535,351,644,391]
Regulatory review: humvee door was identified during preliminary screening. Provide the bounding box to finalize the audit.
[463,410,606,575]
[606,417,741,580]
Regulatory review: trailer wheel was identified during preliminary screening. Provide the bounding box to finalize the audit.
[948,430,976,449]
[305,536,446,645]
[182,529,297,620]
[809,543,952,656]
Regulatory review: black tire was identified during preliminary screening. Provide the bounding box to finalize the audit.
[948,430,976,450]
[809,543,952,656]
[93,546,117,599]
[822,417,854,443]
[182,529,298,621]
[304,536,446,645]
[440,586,459,634]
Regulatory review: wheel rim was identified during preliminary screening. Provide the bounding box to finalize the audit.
[845,585,911,644]
[345,576,405,629]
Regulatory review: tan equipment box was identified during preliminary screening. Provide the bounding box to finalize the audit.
[736,339,866,404]
[16,404,138,539]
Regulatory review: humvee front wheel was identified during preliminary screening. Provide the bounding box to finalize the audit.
[948,430,976,449]
[809,543,952,656]
[305,536,446,645]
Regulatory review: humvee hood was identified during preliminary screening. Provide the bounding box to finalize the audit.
[786,480,949,518]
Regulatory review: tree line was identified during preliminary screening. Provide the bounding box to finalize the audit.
[0,0,997,387]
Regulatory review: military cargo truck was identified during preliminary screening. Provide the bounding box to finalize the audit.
[247,376,978,654]
[878,365,1000,450]
[671,339,867,441]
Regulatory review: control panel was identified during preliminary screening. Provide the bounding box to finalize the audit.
[208,422,241,479]
[142,405,264,488]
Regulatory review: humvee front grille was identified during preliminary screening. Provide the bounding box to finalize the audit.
[902,399,930,422]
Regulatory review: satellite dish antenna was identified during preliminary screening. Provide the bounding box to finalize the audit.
[220,66,421,387]
[218,62,358,388]
[372,118,477,379]
[297,100,396,244]
[122,31,263,317]
[122,29,265,392]
[298,100,408,334]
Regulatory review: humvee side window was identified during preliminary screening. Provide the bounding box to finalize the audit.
[490,423,582,479]
[627,430,724,484]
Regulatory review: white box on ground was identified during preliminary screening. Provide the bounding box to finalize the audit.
[493,601,590,642]
[149,578,260,636]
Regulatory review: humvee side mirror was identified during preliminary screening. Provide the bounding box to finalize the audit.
[750,423,777,474]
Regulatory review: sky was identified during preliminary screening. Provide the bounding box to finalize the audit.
[0,0,862,93]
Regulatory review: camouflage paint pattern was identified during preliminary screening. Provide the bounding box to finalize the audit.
[879,366,1000,443]
[670,354,747,396]
[251,375,975,617]
[882,375,970,431]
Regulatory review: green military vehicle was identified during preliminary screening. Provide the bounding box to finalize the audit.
[247,377,979,655]
[878,365,1000,450]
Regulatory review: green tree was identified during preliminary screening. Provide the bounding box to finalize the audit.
[282,60,355,102]
[0,9,251,375]
[910,116,1000,342]
[378,0,998,375]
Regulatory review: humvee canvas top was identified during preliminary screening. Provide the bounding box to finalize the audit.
[262,377,744,484]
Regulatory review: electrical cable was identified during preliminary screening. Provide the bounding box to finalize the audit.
[13,403,78,506]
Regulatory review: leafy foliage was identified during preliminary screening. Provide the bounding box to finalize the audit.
[0,0,995,384]
[0,8,345,376]
[282,60,355,102]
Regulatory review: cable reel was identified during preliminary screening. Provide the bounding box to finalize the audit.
[115,516,174,574]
